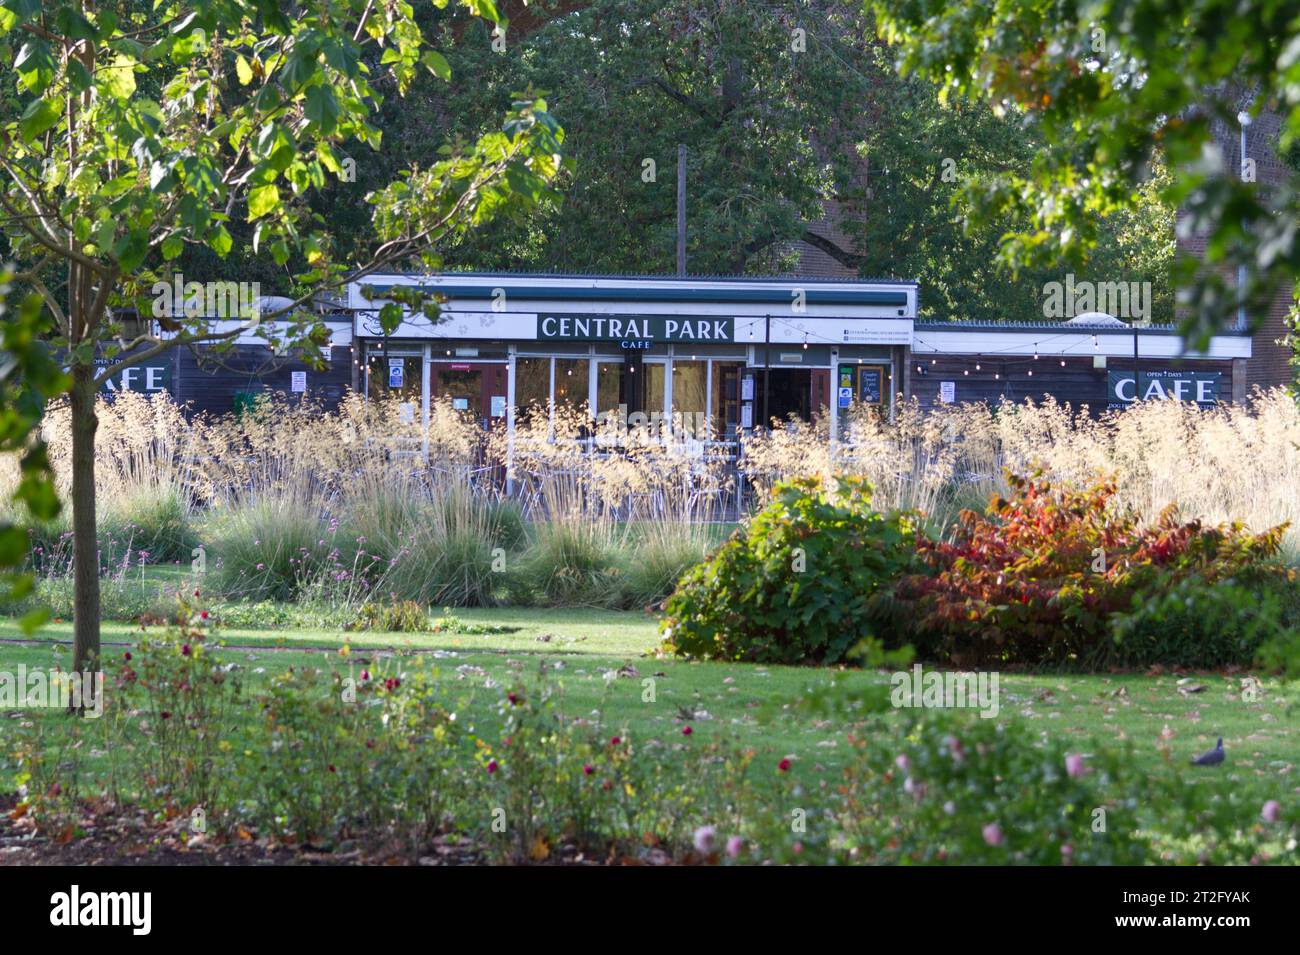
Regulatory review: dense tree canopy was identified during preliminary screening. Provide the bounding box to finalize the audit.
[0,0,565,679]
[869,0,1300,344]
[343,0,1174,323]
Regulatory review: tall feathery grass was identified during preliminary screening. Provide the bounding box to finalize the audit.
[2,387,1298,620]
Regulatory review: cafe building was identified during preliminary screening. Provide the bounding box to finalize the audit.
[156,273,1257,433]
[346,272,917,440]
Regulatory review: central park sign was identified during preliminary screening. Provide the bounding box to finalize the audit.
[538,314,735,344]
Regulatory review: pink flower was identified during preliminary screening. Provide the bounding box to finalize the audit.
[778,758,791,772]
[1065,753,1085,778]
[486,759,498,774]
[726,836,744,859]
[682,726,692,736]
[583,764,594,776]
[1061,843,1073,864]
[610,736,621,746]
[1262,800,1281,823]
[982,823,1003,846]
[894,754,910,772]
[693,825,716,853]
[945,735,966,764]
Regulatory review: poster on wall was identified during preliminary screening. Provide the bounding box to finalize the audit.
[939,381,955,404]
[858,367,884,403]
[291,371,307,393]
[388,357,404,389]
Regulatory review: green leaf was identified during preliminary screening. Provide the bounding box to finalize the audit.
[247,182,281,219]
[208,225,233,256]
[18,96,60,140]
[235,54,254,85]
[422,50,451,81]
[304,84,339,134]
[103,53,138,99]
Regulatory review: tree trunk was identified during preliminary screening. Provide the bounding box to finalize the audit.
[69,361,101,692]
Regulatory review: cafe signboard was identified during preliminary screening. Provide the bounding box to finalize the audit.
[1107,370,1220,407]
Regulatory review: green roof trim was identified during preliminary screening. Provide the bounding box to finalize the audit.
[361,283,910,308]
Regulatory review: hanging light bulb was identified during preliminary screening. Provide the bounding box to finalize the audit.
[963,369,969,376]
[1060,359,1066,367]
[994,372,1000,380]
[1092,335,1099,350]
[802,333,808,350]
[930,358,936,365]
[975,363,981,371]
[1033,344,1039,360]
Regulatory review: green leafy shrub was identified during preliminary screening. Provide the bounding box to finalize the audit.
[660,476,922,664]
[243,659,465,849]
[110,595,242,814]
[895,474,1290,667]
[1106,571,1297,669]
[346,598,430,632]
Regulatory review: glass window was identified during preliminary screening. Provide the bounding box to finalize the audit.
[711,361,745,439]
[514,357,550,425]
[672,360,707,439]
[596,361,623,419]
[644,362,665,419]
[554,358,590,413]
[366,352,421,402]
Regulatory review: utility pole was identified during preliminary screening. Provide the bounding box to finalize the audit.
[676,144,687,277]
[763,313,771,429]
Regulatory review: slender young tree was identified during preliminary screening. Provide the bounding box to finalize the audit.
[0,0,566,692]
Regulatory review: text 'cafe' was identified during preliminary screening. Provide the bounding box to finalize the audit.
[339,273,1251,438]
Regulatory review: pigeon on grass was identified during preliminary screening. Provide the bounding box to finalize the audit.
[1190,737,1224,766]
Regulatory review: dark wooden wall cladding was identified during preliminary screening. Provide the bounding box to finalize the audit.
[911,355,1236,416]
[173,344,353,416]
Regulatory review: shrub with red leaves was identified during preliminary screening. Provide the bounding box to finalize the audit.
[895,473,1288,667]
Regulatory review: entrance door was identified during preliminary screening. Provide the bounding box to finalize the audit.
[431,363,507,430]
[759,368,812,424]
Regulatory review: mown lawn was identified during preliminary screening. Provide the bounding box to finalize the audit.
[2,607,1296,806]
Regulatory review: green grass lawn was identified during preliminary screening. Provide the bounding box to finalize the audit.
[3,607,1297,804]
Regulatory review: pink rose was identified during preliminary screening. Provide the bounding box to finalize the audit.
[1262,800,1281,823]
[982,823,1003,846]
[693,826,716,853]
[1065,753,1085,778]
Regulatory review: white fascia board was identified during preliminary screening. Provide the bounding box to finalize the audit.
[911,329,1251,360]
[347,273,917,319]
[159,318,353,347]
